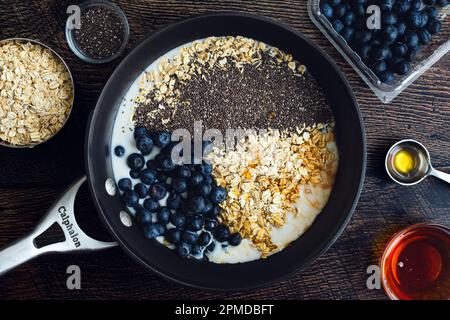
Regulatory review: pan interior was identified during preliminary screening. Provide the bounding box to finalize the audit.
[88,13,365,290]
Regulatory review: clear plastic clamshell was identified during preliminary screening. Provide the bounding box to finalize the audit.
[308,0,450,103]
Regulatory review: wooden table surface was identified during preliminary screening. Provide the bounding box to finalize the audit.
[0,0,448,300]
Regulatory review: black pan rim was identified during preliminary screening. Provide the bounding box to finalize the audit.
[86,11,367,291]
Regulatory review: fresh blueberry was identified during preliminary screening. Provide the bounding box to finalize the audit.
[176,242,191,257]
[149,182,167,200]
[420,13,429,28]
[405,47,421,61]
[377,70,395,84]
[188,172,204,187]
[154,153,175,172]
[143,198,159,211]
[425,6,439,19]
[383,25,398,44]
[171,178,187,193]
[198,232,212,246]
[196,183,212,197]
[392,42,408,56]
[114,145,125,157]
[197,163,212,176]
[329,0,341,6]
[393,59,411,75]
[133,126,148,140]
[156,207,170,224]
[395,21,407,36]
[423,0,436,4]
[407,11,423,29]
[382,11,397,26]
[170,213,186,228]
[203,200,213,214]
[136,135,153,155]
[333,3,347,18]
[342,11,356,26]
[353,4,366,16]
[371,60,388,74]
[118,178,132,191]
[167,193,182,210]
[129,170,140,179]
[207,205,222,219]
[388,56,403,69]
[186,215,204,231]
[127,153,145,171]
[122,190,139,207]
[152,131,171,148]
[213,224,230,242]
[136,208,152,224]
[155,223,166,236]
[191,244,202,256]
[203,175,213,185]
[437,0,448,6]
[134,183,148,198]
[394,0,411,15]
[156,171,168,183]
[402,32,419,48]
[332,19,344,33]
[139,168,157,185]
[354,30,372,44]
[176,166,191,179]
[426,19,441,34]
[417,28,432,44]
[380,0,395,10]
[166,228,181,244]
[143,223,164,239]
[340,27,355,42]
[181,230,199,245]
[320,2,334,19]
[410,0,422,11]
[188,196,207,214]
[204,219,218,231]
[206,242,216,252]
[210,186,227,205]
[358,45,372,62]
[228,233,242,246]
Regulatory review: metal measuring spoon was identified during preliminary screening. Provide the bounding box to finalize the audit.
[385,139,450,186]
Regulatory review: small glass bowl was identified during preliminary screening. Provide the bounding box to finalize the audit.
[65,0,130,64]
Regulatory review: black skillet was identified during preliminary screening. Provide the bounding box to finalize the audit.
[0,13,366,290]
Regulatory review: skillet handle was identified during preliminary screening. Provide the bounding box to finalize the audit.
[0,176,117,277]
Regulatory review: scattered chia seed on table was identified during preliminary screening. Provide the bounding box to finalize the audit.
[74,6,125,60]
[134,53,333,134]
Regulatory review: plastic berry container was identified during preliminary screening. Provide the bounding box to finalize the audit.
[308,0,450,104]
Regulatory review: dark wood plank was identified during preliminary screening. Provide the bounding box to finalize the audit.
[0,0,448,300]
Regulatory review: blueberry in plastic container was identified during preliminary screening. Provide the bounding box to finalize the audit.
[342,11,356,26]
[340,27,355,42]
[371,60,388,74]
[371,45,392,61]
[402,31,419,48]
[139,168,157,185]
[420,12,429,28]
[380,0,395,10]
[149,182,167,200]
[134,183,148,198]
[114,145,125,157]
[354,30,372,44]
[118,178,132,191]
[410,0,422,11]
[425,6,438,19]
[320,2,334,19]
[353,4,366,16]
[136,207,153,224]
[328,0,341,6]
[377,70,395,84]
[392,42,408,56]
[157,207,171,224]
[143,198,159,211]
[395,21,407,36]
[392,58,411,75]
[358,44,372,62]
[166,228,181,244]
[122,190,139,207]
[394,0,411,15]
[383,25,398,44]
[407,11,423,29]
[437,0,448,6]
[176,242,191,257]
[127,153,145,171]
[136,135,153,155]
[181,230,199,245]
[170,213,186,228]
[417,28,432,44]
[333,3,347,18]
[382,11,398,26]
[426,19,441,34]
[423,0,436,4]
[404,47,421,61]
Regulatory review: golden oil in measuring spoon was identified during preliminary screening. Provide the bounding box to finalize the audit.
[389,145,428,183]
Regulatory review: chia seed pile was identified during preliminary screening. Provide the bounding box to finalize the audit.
[73,6,125,60]
[134,53,333,134]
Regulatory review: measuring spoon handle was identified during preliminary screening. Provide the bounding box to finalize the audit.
[430,168,450,185]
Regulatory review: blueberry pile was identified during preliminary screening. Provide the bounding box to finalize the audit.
[116,126,242,260]
[320,0,446,84]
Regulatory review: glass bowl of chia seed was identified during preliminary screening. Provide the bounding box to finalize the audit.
[65,0,129,64]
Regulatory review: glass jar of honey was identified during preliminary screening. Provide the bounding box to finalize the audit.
[380,223,449,300]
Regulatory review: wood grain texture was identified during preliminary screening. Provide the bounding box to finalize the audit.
[0,0,449,300]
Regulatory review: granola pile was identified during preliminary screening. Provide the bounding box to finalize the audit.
[207,124,337,257]
[0,40,73,145]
